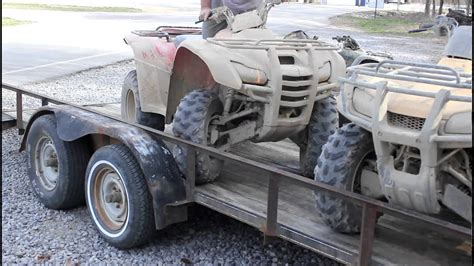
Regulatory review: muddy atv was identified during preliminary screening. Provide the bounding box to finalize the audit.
[314,25,472,233]
[121,0,346,183]
[331,35,393,67]
[409,14,460,37]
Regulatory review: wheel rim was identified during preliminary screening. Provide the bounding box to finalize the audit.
[34,135,59,191]
[93,165,128,232]
[125,89,136,122]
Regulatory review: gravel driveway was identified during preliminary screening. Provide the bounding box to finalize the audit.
[2,31,447,264]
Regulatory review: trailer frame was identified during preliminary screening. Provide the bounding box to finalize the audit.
[2,82,472,265]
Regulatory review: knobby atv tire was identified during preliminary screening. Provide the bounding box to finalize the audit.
[85,144,155,249]
[314,123,377,233]
[172,89,224,184]
[299,96,338,178]
[121,70,165,130]
[27,114,90,209]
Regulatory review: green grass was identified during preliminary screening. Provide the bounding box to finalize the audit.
[2,3,142,12]
[331,11,432,35]
[350,16,415,34]
[2,17,33,27]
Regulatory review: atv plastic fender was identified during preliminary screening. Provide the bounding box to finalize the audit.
[166,39,266,123]
[20,105,187,230]
[124,33,177,116]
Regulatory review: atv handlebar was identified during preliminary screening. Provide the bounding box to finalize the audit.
[195,12,212,24]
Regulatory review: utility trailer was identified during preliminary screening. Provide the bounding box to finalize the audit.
[2,83,472,265]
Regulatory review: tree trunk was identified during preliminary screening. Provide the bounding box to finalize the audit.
[425,0,431,16]
[467,0,472,16]
[438,0,444,15]
[432,0,436,17]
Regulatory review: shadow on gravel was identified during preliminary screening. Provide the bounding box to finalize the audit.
[148,205,342,265]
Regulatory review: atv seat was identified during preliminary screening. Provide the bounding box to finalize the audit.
[174,34,202,47]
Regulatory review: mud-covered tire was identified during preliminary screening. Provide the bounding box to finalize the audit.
[26,114,90,209]
[172,89,224,184]
[299,96,338,178]
[314,123,376,233]
[121,70,165,130]
[85,144,155,249]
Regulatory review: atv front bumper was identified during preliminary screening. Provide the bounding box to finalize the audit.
[337,61,472,214]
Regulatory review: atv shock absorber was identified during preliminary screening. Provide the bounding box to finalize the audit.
[223,89,234,117]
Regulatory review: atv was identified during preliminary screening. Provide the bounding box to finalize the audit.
[121,0,346,183]
[331,35,393,67]
[314,24,472,233]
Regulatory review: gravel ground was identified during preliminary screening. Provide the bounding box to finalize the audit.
[2,61,133,111]
[2,32,447,264]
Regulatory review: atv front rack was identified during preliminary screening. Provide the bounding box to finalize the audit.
[349,60,472,89]
[207,38,338,51]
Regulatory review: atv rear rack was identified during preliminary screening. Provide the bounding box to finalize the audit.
[207,38,338,51]
[131,26,202,41]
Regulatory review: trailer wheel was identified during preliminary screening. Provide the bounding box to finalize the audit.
[172,89,224,184]
[314,123,379,233]
[298,96,338,178]
[121,70,165,130]
[85,144,155,249]
[27,114,89,209]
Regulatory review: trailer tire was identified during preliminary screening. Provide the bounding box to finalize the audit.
[85,144,155,249]
[27,114,89,209]
[121,70,165,130]
[299,96,338,178]
[314,123,378,233]
[172,89,224,184]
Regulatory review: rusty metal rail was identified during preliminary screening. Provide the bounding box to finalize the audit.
[2,82,472,265]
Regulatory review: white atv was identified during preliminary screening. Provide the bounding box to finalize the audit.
[122,0,346,183]
[315,25,472,233]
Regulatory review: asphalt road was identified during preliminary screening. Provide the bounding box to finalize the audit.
[1,3,362,85]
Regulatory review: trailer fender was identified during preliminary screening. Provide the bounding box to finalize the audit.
[20,105,187,229]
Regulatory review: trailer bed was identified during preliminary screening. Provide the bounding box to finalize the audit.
[197,144,471,265]
[2,101,472,265]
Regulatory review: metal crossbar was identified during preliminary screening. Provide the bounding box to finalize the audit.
[348,60,472,89]
[207,38,338,51]
[2,82,471,265]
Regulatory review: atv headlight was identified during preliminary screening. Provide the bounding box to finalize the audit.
[232,62,268,85]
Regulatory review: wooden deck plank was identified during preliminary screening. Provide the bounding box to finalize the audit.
[197,167,472,265]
